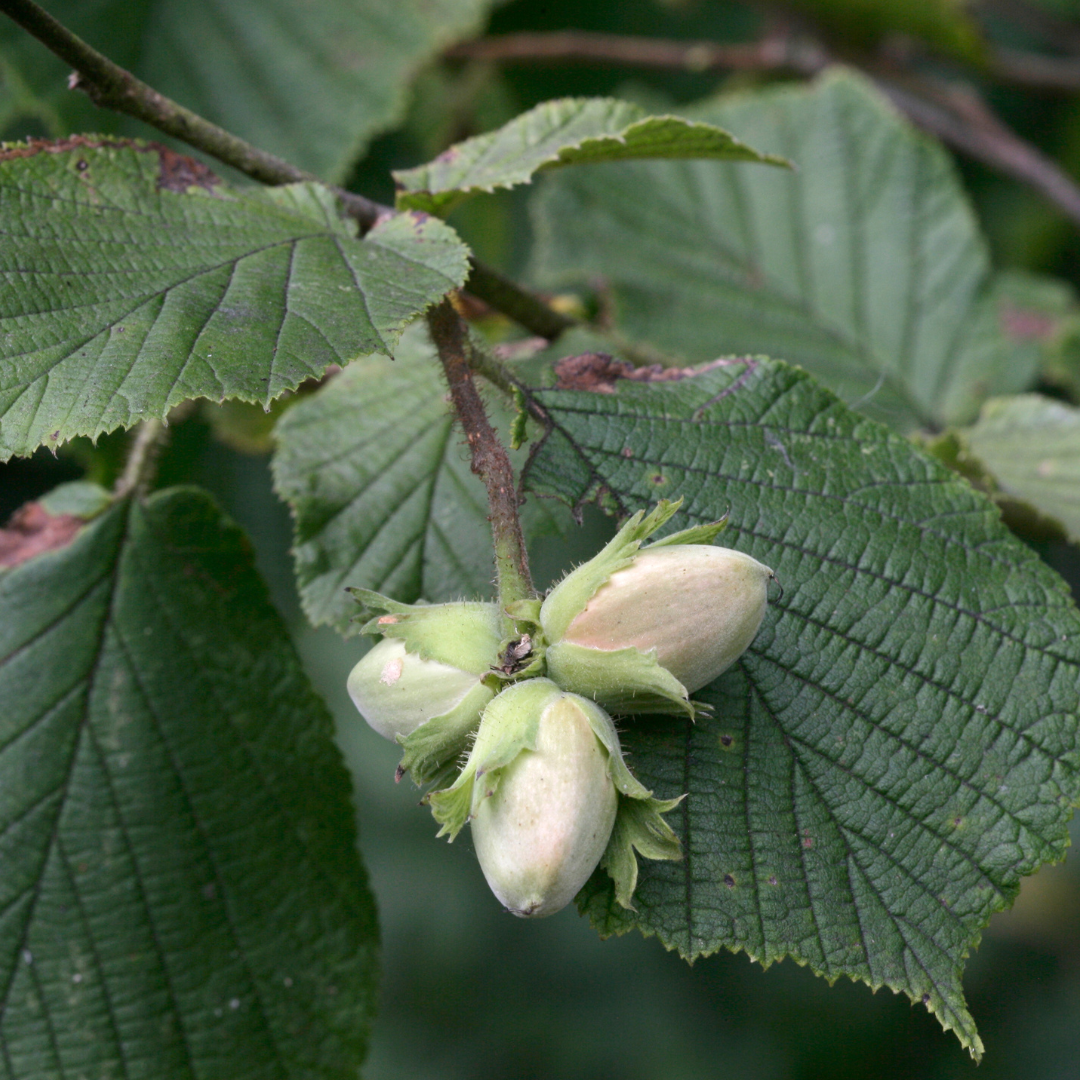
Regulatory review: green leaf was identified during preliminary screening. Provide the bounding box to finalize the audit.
[0,0,495,181]
[272,325,569,633]
[523,359,1080,1058]
[0,487,378,1077]
[394,96,789,215]
[0,140,470,461]
[529,69,1071,432]
[961,394,1080,542]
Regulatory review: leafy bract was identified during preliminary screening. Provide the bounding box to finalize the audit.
[0,486,378,1078]
[523,358,1080,1058]
[963,394,1080,542]
[272,326,568,633]
[0,0,495,181]
[529,69,1071,432]
[394,97,788,215]
[0,139,469,461]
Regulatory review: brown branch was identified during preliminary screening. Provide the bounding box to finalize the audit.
[446,30,828,77]
[875,75,1080,227]
[427,299,534,619]
[990,46,1080,92]
[464,261,576,339]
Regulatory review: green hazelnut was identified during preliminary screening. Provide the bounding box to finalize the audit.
[539,499,774,716]
[346,593,503,784]
[429,678,681,916]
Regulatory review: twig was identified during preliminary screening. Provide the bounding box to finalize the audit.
[446,30,828,77]
[990,46,1080,92]
[448,30,826,75]
[427,299,534,622]
[113,419,167,499]
[875,75,1080,227]
[464,261,576,339]
[0,0,382,226]
[0,0,571,339]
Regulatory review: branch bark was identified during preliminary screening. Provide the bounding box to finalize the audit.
[427,299,534,623]
[446,30,827,76]
[875,75,1080,227]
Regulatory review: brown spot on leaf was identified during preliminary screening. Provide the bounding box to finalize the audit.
[0,135,116,161]
[1000,302,1057,341]
[0,502,86,568]
[155,147,220,192]
[554,352,746,393]
[0,136,220,192]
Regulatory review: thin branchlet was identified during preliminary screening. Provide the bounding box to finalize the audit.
[427,299,534,629]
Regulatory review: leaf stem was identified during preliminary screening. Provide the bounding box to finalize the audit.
[427,299,534,626]
[113,419,167,499]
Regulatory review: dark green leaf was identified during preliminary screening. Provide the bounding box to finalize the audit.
[394,96,788,215]
[0,486,378,1078]
[0,140,469,461]
[524,359,1080,1058]
[272,327,569,633]
[0,0,495,181]
[529,69,1072,432]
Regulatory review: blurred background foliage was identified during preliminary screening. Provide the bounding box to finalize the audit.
[8,0,1080,1076]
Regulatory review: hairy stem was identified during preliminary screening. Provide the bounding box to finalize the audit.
[113,419,167,499]
[427,299,534,625]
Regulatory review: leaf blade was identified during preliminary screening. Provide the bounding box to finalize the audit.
[962,393,1080,542]
[0,487,379,1078]
[394,96,788,215]
[524,358,1080,1057]
[0,140,469,460]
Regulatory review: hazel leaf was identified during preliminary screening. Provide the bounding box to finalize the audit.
[0,486,378,1077]
[0,140,469,460]
[523,356,1080,1059]
[394,96,789,215]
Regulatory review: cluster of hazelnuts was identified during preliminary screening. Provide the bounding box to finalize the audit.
[347,500,775,918]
